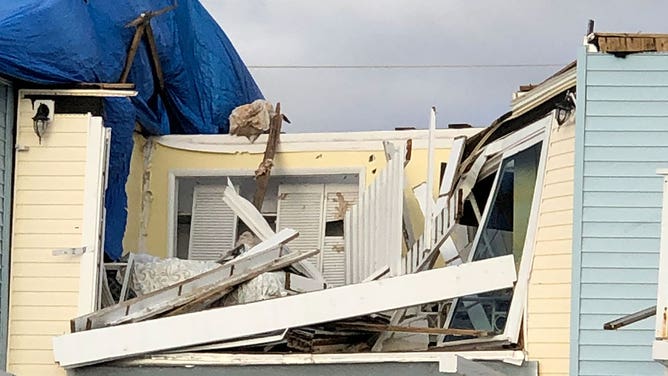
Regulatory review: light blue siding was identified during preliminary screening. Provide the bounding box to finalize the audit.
[571,51,668,375]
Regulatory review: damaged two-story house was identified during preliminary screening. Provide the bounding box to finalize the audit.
[3,0,668,375]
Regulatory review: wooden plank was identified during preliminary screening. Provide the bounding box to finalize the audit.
[71,233,297,332]
[361,265,390,282]
[334,322,488,337]
[165,330,288,353]
[118,254,135,303]
[222,180,276,240]
[252,102,282,209]
[53,255,517,368]
[119,23,146,83]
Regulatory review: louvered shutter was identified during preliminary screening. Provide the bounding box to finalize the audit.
[322,187,358,286]
[276,184,324,268]
[188,184,237,260]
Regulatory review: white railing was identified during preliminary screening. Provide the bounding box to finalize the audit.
[345,144,405,284]
[403,202,453,274]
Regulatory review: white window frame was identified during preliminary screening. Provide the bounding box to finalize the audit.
[438,113,553,346]
[167,167,365,258]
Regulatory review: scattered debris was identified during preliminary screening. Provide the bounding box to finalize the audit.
[229,99,275,143]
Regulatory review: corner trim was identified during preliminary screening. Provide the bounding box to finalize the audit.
[569,45,589,376]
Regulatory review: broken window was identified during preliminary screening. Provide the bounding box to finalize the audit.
[445,141,543,340]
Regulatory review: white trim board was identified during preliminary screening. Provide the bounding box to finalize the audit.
[78,116,110,315]
[115,350,525,368]
[156,128,481,154]
[53,255,517,368]
[20,89,138,97]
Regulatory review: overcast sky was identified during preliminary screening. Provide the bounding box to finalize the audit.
[201,1,668,133]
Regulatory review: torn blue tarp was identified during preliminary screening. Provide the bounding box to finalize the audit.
[0,0,263,260]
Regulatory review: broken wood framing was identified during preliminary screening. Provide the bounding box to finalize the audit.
[223,179,275,239]
[334,322,488,337]
[224,179,325,283]
[72,230,299,332]
[252,102,283,209]
[53,255,517,368]
[151,249,318,319]
[362,265,390,282]
[118,253,136,303]
[284,272,326,293]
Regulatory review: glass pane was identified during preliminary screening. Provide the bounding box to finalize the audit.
[445,142,542,340]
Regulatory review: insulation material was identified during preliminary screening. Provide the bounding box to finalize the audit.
[229,99,274,143]
[223,272,288,306]
[131,255,218,295]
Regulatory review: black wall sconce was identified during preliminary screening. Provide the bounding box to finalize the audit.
[32,103,51,144]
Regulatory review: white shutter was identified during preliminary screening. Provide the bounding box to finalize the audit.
[323,186,358,286]
[322,237,345,287]
[276,184,324,268]
[188,184,237,260]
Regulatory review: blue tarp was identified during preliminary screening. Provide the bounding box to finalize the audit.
[0,0,263,260]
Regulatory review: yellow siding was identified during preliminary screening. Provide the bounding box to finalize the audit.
[7,99,91,375]
[525,116,576,376]
[128,140,460,258]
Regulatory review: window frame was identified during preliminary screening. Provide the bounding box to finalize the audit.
[438,113,554,346]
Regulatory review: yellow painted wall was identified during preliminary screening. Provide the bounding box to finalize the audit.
[525,115,575,376]
[124,138,455,258]
[7,100,92,375]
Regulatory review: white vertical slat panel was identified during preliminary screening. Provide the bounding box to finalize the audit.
[345,143,405,283]
[345,208,353,284]
[277,184,324,268]
[188,185,237,261]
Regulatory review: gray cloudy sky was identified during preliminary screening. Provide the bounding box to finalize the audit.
[201,1,668,132]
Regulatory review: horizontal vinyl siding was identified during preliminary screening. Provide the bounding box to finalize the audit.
[573,52,668,376]
[7,100,90,376]
[526,115,575,376]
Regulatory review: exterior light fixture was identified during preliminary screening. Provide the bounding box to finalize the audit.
[32,103,51,144]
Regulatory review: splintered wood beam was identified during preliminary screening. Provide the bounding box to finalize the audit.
[54,255,516,368]
[252,102,282,210]
[144,22,165,92]
[119,23,146,83]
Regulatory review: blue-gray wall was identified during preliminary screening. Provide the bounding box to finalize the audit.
[571,49,668,375]
[0,79,12,370]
